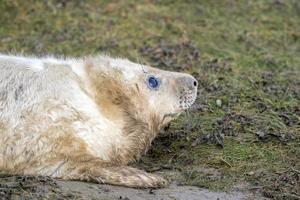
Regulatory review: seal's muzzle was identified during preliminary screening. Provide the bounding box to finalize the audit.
[176,75,198,110]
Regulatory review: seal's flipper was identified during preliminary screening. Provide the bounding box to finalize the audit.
[62,162,168,188]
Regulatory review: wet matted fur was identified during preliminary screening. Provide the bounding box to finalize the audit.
[0,54,197,188]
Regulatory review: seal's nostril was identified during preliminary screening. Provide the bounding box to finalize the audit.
[193,81,197,87]
[180,76,198,90]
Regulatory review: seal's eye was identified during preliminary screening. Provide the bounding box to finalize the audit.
[147,76,160,89]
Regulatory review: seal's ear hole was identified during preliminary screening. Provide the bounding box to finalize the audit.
[135,83,140,92]
[146,75,160,90]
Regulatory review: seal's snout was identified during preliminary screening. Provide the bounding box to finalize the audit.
[177,75,198,110]
[178,75,198,91]
[185,76,198,90]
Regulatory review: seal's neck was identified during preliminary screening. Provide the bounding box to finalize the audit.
[116,111,161,164]
[82,58,163,165]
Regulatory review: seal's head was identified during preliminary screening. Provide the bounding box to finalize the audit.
[88,56,197,129]
[87,56,198,159]
[133,65,198,125]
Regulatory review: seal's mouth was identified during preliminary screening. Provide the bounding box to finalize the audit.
[179,89,197,110]
[162,90,197,122]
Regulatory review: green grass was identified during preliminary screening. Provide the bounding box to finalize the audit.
[0,0,299,199]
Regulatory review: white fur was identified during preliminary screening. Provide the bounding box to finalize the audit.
[0,53,198,187]
[0,53,200,191]
[0,54,124,162]
[0,54,44,71]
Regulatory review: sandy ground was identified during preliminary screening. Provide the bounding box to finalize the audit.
[57,181,265,200]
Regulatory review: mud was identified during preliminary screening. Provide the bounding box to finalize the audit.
[58,181,262,200]
[0,175,265,200]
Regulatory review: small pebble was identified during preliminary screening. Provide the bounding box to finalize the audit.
[216,99,222,107]
[248,171,255,175]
